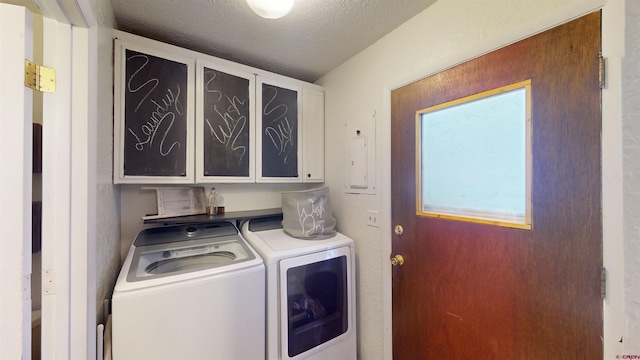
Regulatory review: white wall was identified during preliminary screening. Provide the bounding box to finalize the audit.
[317,0,635,358]
[85,0,119,326]
[622,0,640,352]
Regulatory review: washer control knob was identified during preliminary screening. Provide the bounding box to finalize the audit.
[186,226,197,236]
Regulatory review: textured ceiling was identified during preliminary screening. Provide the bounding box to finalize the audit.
[110,0,437,82]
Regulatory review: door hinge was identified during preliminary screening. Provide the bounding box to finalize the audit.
[599,55,606,89]
[43,269,56,295]
[600,267,606,300]
[25,60,56,93]
[23,274,31,301]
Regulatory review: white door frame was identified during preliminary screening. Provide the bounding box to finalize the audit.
[0,1,96,358]
[37,0,97,357]
[0,4,33,358]
[34,0,96,357]
[40,16,74,360]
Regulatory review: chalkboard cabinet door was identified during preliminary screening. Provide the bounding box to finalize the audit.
[256,76,303,182]
[255,76,325,183]
[195,60,255,183]
[113,39,195,184]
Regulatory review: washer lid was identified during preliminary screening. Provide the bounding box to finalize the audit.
[127,237,256,282]
[144,246,239,275]
[126,222,258,282]
[133,221,239,247]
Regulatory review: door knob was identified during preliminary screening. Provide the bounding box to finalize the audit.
[390,254,405,266]
[394,225,404,235]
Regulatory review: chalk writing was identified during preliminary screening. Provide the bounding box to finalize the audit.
[126,54,158,113]
[263,86,295,164]
[204,71,248,163]
[127,82,183,156]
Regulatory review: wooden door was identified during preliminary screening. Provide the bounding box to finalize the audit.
[391,12,602,359]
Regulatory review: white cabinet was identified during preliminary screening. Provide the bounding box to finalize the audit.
[255,74,325,183]
[255,75,302,182]
[113,38,195,184]
[113,31,324,184]
[195,59,256,183]
[301,86,325,183]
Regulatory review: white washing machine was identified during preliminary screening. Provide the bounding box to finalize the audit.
[241,215,357,360]
[112,221,265,360]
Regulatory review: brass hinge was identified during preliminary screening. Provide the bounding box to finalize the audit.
[25,60,56,93]
[600,267,606,300]
[599,55,606,89]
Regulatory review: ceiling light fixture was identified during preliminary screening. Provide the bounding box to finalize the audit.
[246,0,294,19]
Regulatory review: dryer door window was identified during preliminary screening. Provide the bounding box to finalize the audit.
[279,246,352,359]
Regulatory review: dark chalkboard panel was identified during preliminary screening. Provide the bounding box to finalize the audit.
[122,48,189,177]
[261,83,298,178]
[202,67,251,177]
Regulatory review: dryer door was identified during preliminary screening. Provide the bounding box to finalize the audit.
[279,246,353,359]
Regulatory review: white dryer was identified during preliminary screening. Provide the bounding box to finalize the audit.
[112,221,265,360]
[241,215,357,360]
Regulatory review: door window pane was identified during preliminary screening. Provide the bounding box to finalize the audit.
[417,80,532,229]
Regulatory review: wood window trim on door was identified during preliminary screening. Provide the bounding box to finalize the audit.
[415,79,533,230]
